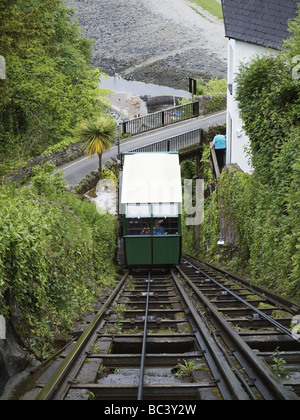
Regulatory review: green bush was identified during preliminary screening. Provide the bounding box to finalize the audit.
[0,0,109,163]
[235,56,300,181]
[231,11,300,298]
[0,165,118,357]
[217,164,299,298]
[102,169,118,184]
[184,9,300,299]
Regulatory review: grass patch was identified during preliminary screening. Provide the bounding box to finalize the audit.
[189,0,223,20]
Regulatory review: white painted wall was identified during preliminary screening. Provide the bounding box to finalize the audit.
[226,39,277,173]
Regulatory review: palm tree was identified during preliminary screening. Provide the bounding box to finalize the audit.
[77,117,117,179]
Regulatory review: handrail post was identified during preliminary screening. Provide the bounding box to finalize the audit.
[193,100,200,117]
[210,141,221,179]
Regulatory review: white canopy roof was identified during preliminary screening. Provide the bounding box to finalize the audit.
[121,153,182,204]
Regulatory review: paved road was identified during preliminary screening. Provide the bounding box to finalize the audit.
[60,110,226,187]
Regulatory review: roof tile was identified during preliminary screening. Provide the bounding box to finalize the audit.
[221,0,299,49]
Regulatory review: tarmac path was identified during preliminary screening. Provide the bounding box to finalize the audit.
[60,110,226,187]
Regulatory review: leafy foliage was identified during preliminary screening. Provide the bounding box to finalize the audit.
[77,116,118,178]
[196,78,227,96]
[189,0,223,20]
[184,9,300,299]
[228,11,300,297]
[173,359,205,378]
[78,118,117,156]
[0,0,109,163]
[235,56,300,180]
[196,77,227,113]
[0,165,118,357]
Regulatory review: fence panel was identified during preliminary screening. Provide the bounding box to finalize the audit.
[121,101,200,136]
[129,129,203,154]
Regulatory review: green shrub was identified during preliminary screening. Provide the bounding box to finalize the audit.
[0,165,118,357]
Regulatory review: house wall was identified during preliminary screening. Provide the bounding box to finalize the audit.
[226,39,277,173]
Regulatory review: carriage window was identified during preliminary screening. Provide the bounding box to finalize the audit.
[153,218,178,235]
[152,203,179,236]
[126,205,152,236]
[126,218,151,236]
[126,204,151,218]
[152,203,178,217]
[125,204,179,236]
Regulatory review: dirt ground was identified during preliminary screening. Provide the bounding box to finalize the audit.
[65,0,228,90]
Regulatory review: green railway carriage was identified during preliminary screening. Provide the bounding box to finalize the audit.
[118,152,182,267]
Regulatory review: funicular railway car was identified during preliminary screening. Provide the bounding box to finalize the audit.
[118,152,182,266]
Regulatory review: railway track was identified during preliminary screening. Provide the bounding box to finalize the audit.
[22,259,300,401]
[179,256,300,398]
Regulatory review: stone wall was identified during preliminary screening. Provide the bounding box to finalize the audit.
[197,94,227,115]
[74,157,120,196]
[4,141,84,184]
[0,324,29,396]
[145,94,227,116]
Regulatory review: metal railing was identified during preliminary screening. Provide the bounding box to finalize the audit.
[121,101,200,136]
[129,128,203,154]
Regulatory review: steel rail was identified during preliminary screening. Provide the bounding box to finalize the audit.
[36,272,129,401]
[182,258,300,344]
[137,271,151,400]
[185,254,300,315]
[178,263,299,400]
[170,270,251,400]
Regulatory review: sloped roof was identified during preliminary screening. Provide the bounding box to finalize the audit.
[221,0,299,49]
[121,153,182,204]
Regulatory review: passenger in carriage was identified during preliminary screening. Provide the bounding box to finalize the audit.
[140,225,151,235]
[153,220,165,236]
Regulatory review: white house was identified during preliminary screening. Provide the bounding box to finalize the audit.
[221,0,299,173]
